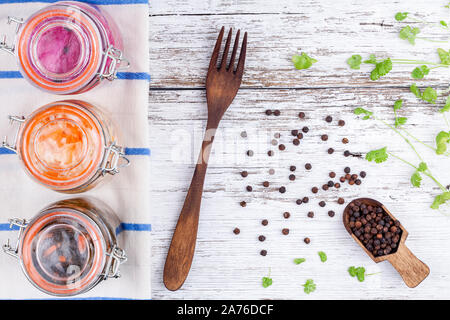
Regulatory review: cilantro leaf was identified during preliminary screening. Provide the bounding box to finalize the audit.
[399,25,421,45]
[347,54,362,69]
[302,279,316,294]
[318,251,327,262]
[294,258,306,265]
[410,83,422,98]
[435,131,450,155]
[437,48,450,65]
[411,65,430,79]
[395,117,407,127]
[431,191,450,209]
[370,58,392,81]
[262,276,272,288]
[411,171,422,187]
[395,12,409,21]
[418,162,428,172]
[440,96,450,113]
[422,87,437,104]
[366,147,388,163]
[348,266,357,277]
[363,54,377,64]
[356,267,366,282]
[292,53,317,70]
[441,21,448,28]
[393,99,403,111]
[354,107,373,120]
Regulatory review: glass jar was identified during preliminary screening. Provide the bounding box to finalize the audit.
[0,1,128,94]
[2,197,126,297]
[2,100,130,193]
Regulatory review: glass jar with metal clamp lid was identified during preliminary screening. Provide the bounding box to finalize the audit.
[2,100,130,193]
[0,1,129,94]
[3,197,127,296]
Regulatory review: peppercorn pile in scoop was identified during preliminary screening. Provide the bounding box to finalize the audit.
[347,201,402,257]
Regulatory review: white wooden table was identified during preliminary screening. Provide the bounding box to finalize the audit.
[149,0,450,299]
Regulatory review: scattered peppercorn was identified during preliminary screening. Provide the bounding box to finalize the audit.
[302,126,309,133]
[274,133,281,139]
[271,139,278,146]
[269,168,275,175]
[327,181,334,187]
[334,182,341,188]
[279,186,286,193]
[293,138,300,146]
[247,150,254,157]
[355,179,362,185]
[267,150,274,157]
[328,148,334,154]
[240,201,247,207]
[304,237,311,244]
[344,150,350,157]
[339,176,346,183]
[305,163,312,170]
[328,210,335,217]
[241,171,248,178]
[283,212,291,219]
[307,211,314,218]
[338,120,345,126]
[258,235,266,242]
[246,185,253,192]
[260,250,267,256]
[297,133,304,139]
[240,131,247,138]
[342,138,349,144]
[233,227,240,235]
[282,228,290,235]
[262,219,268,226]
[344,167,351,174]
[322,184,329,191]
[360,171,367,178]
[319,201,326,207]
[291,129,299,136]
[312,187,318,194]
[290,165,296,172]
[329,172,336,178]
[325,116,333,123]
[302,197,309,203]
[273,110,281,116]
[278,144,286,151]
[298,112,305,119]
[338,198,345,205]
[321,134,328,141]
[296,199,303,205]
[263,181,269,188]
[289,174,296,181]
[265,110,272,115]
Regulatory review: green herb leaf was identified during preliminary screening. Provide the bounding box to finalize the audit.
[440,20,448,28]
[440,96,450,113]
[318,251,327,262]
[422,87,437,104]
[356,267,366,282]
[393,99,403,111]
[410,83,422,98]
[418,162,428,172]
[354,107,373,119]
[395,117,407,127]
[437,48,450,65]
[435,131,450,155]
[348,266,357,277]
[370,58,392,81]
[411,171,422,187]
[431,191,450,209]
[363,54,377,64]
[399,25,420,45]
[302,279,316,294]
[292,53,317,70]
[411,65,430,79]
[294,258,306,265]
[366,147,388,163]
[262,276,272,288]
[347,54,362,69]
[395,12,409,21]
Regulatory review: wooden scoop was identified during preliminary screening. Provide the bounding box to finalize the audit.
[343,198,429,288]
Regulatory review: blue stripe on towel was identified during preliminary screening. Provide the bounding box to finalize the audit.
[0,71,150,81]
[116,223,152,235]
[0,147,150,156]
[0,223,19,231]
[0,0,149,5]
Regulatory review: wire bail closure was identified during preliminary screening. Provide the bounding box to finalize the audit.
[0,16,23,55]
[98,45,130,81]
[2,115,25,153]
[2,218,28,259]
[100,142,130,176]
[102,245,127,279]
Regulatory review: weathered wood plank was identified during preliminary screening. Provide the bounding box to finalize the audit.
[149,0,450,89]
[150,88,450,299]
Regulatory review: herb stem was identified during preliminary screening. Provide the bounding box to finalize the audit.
[416,37,449,43]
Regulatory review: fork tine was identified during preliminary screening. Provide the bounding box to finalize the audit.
[219,28,232,70]
[228,29,240,71]
[209,26,225,71]
[235,32,247,78]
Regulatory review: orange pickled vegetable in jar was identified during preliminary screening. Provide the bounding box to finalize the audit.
[3,100,129,192]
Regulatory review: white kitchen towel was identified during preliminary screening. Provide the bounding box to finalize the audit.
[0,0,150,300]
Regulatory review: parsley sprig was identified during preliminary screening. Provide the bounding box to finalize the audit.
[262,268,273,288]
[302,279,316,294]
[348,266,380,282]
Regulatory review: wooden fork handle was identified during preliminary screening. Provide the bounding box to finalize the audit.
[163,123,217,291]
[387,245,430,288]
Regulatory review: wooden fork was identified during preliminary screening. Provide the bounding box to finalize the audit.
[163,27,247,291]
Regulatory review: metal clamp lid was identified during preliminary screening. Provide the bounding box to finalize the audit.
[102,245,127,279]
[2,218,28,259]
[0,16,23,55]
[100,142,130,175]
[2,115,25,153]
[97,45,130,81]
